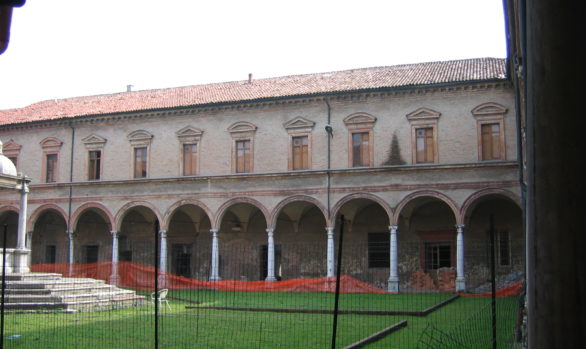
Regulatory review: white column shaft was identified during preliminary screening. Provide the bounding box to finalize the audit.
[111,231,119,264]
[159,230,167,272]
[266,229,276,281]
[456,224,466,291]
[326,227,335,277]
[210,229,221,281]
[388,225,399,292]
[16,181,28,249]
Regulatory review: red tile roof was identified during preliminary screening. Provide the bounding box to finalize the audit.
[0,58,506,126]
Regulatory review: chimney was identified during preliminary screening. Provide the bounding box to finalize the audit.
[248,73,253,84]
[127,84,133,92]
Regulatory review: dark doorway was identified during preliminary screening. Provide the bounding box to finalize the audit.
[172,244,192,278]
[84,245,99,264]
[45,245,56,264]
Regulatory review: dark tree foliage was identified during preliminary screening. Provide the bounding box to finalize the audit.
[384,132,406,165]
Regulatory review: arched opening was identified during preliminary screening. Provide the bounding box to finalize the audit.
[464,195,523,291]
[166,204,212,279]
[396,195,458,292]
[31,210,68,264]
[118,206,159,267]
[74,209,112,264]
[217,202,267,280]
[273,200,327,279]
[0,210,18,248]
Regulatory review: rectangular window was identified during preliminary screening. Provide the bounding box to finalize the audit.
[134,147,147,178]
[416,128,434,163]
[498,230,511,266]
[182,144,198,175]
[368,232,389,268]
[84,245,99,264]
[235,140,251,173]
[46,153,58,183]
[424,242,451,271]
[88,150,101,180]
[481,123,501,160]
[352,132,370,167]
[292,136,309,170]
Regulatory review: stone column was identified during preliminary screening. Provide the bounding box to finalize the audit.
[158,230,167,287]
[109,230,119,285]
[455,224,466,292]
[12,177,30,273]
[265,228,276,281]
[388,225,399,293]
[209,229,221,281]
[326,226,335,277]
[66,230,75,276]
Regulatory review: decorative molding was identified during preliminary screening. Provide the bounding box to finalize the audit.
[406,107,441,121]
[471,102,508,117]
[227,121,257,136]
[40,137,63,150]
[127,130,153,146]
[176,126,204,142]
[343,113,377,128]
[2,140,21,152]
[81,133,107,149]
[283,117,315,133]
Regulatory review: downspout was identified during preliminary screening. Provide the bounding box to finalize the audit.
[67,125,75,233]
[324,99,332,220]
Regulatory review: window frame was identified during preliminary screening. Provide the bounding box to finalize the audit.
[81,133,107,181]
[234,139,252,173]
[343,113,377,168]
[40,137,63,184]
[228,122,257,174]
[2,140,21,171]
[497,230,512,267]
[367,232,390,268]
[176,126,203,176]
[418,230,456,271]
[472,102,508,161]
[133,147,148,179]
[127,130,153,179]
[284,117,315,171]
[406,108,441,165]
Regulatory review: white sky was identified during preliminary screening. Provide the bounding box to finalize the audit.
[0,0,507,110]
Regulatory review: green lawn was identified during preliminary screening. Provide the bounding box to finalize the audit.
[2,292,519,349]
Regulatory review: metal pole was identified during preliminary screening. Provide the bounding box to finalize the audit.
[331,215,345,349]
[154,221,159,349]
[490,214,497,349]
[1,225,8,349]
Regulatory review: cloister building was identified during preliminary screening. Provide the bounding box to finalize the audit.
[0,58,523,292]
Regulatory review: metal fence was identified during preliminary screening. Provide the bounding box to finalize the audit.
[1,225,524,349]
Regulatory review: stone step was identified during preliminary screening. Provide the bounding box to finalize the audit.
[5,295,147,312]
[7,278,106,289]
[6,284,116,296]
[3,273,63,281]
[5,290,137,304]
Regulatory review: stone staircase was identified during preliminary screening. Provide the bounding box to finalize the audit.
[1,273,147,312]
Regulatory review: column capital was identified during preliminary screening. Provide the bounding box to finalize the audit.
[455,224,465,232]
[389,225,398,233]
[266,228,274,236]
[210,229,218,235]
[66,230,75,239]
[325,226,334,235]
[158,230,167,238]
[110,230,119,238]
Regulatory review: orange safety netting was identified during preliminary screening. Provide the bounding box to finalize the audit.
[459,280,524,298]
[31,262,387,294]
[31,262,523,297]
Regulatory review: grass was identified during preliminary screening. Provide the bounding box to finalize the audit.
[2,292,519,349]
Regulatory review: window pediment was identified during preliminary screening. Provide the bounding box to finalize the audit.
[228,121,257,134]
[2,140,21,153]
[472,103,507,117]
[81,134,107,148]
[127,130,153,146]
[176,126,203,142]
[343,113,377,128]
[406,108,441,121]
[40,137,63,150]
[284,117,315,133]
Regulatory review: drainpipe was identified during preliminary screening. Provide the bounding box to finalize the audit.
[324,99,332,220]
[67,125,75,266]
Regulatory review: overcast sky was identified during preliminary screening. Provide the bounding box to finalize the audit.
[0,0,507,110]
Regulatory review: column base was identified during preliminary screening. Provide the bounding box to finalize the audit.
[265,275,277,282]
[456,277,466,292]
[12,248,30,273]
[209,276,222,282]
[109,274,120,286]
[388,278,400,293]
